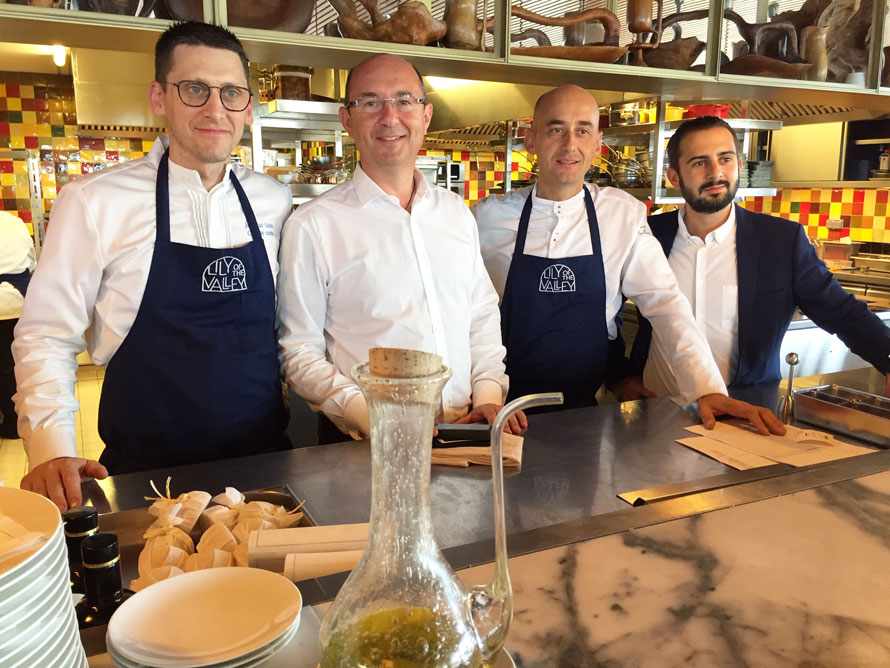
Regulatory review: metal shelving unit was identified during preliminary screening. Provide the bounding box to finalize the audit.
[251,99,344,173]
[1,1,888,112]
[651,100,783,204]
[600,102,783,204]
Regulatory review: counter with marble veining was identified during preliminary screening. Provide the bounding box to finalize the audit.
[458,462,890,667]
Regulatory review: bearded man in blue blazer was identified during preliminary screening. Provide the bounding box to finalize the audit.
[623,115,890,401]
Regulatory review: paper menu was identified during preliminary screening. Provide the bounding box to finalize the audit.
[675,437,776,470]
[678,422,874,470]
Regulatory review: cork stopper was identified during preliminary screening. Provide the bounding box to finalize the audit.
[368,348,442,378]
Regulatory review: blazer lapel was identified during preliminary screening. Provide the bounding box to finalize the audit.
[735,204,758,382]
[652,211,680,257]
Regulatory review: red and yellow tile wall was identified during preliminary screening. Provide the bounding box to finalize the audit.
[0,71,152,231]
[418,149,533,204]
[741,188,890,243]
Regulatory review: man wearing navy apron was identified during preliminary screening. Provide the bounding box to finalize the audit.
[475,86,785,434]
[0,210,36,439]
[14,22,293,511]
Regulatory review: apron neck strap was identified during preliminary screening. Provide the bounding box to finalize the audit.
[581,186,599,255]
[155,151,172,244]
[228,170,264,242]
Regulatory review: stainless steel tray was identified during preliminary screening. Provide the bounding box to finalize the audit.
[794,384,890,447]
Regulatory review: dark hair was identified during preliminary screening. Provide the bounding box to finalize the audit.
[343,55,426,104]
[666,116,739,169]
[155,21,250,85]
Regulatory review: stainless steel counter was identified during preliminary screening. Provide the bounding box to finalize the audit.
[83,367,887,605]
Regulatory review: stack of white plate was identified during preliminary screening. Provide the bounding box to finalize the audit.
[105,568,302,668]
[0,487,89,668]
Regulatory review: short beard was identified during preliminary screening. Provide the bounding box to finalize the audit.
[678,175,739,214]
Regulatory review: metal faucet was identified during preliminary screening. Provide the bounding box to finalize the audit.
[776,352,799,421]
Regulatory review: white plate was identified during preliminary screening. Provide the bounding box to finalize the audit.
[0,487,62,581]
[43,624,89,668]
[13,605,81,668]
[0,537,67,615]
[107,568,302,667]
[107,614,301,668]
[219,613,301,668]
[0,526,64,598]
[0,552,69,634]
[1,584,77,664]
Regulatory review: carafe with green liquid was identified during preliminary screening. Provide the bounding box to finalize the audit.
[318,348,562,667]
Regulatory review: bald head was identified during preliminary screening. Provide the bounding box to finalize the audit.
[526,85,603,201]
[533,85,600,127]
[344,54,426,103]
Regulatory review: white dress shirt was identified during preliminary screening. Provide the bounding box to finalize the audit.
[644,206,739,397]
[0,211,36,320]
[277,164,507,438]
[13,137,292,470]
[474,184,726,404]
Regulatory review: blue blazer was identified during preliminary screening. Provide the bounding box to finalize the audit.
[630,204,890,385]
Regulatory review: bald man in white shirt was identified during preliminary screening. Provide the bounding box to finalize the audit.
[474,85,784,435]
[277,54,524,442]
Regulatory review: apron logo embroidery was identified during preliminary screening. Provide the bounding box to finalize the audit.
[539,264,576,293]
[202,256,248,293]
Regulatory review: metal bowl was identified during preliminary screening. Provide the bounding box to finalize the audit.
[164,0,313,33]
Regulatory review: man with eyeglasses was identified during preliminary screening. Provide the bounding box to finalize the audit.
[277,53,524,443]
[13,21,293,511]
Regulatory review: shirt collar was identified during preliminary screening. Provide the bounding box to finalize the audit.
[530,183,587,214]
[677,203,736,246]
[351,162,430,209]
[148,135,233,190]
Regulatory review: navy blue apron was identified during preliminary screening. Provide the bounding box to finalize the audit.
[97,152,289,474]
[500,187,609,410]
[0,271,30,296]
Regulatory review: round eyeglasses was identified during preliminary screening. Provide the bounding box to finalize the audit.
[164,80,252,112]
[344,94,427,115]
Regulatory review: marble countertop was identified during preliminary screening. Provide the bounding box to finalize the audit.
[458,463,890,667]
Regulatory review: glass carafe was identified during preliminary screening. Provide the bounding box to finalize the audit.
[319,349,561,667]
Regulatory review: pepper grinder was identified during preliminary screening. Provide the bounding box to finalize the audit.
[776,352,799,421]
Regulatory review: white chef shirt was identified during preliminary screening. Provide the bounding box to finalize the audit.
[0,210,36,320]
[13,137,292,470]
[474,184,726,405]
[277,164,507,438]
[644,205,739,397]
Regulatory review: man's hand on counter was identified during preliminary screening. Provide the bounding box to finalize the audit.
[608,375,656,403]
[21,457,109,512]
[455,403,528,435]
[697,394,786,436]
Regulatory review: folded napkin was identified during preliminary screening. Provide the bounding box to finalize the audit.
[248,523,369,573]
[0,514,46,563]
[145,477,211,535]
[283,549,363,583]
[431,433,523,468]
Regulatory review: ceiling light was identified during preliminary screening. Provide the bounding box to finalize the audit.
[52,45,66,68]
